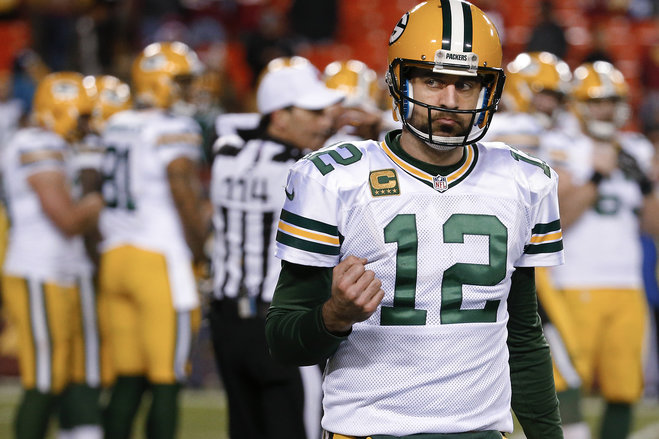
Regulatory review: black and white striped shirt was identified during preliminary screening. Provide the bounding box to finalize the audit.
[210,130,306,303]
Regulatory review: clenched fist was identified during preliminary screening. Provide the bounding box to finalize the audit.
[322,255,385,335]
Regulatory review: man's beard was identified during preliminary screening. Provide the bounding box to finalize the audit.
[408,111,470,139]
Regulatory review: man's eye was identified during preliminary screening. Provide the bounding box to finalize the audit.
[455,81,473,91]
[426,78,444,87]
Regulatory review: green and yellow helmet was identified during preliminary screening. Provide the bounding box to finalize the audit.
[571,61,629,139]
[132,41,203,109]
[503,51,572,113]
[33,71,96,141]
[386,0,505,149]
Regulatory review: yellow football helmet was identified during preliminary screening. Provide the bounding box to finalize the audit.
[324,60,380,110]
[571,61,629,140]
[131,41,203,109]
[386,0,505,149]
[33,71,96,141]
[256,56,314,87]
[90,75,132,133]
[503,51,572,113]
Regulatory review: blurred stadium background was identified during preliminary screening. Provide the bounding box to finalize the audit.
[0,0,656,131]
[0,0,658,437]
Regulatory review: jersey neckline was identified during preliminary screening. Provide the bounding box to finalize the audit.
[381,129,479,191]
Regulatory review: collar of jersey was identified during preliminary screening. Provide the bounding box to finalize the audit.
[381,130,479,190]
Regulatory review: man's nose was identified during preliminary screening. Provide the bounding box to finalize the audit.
[438,84,459,109]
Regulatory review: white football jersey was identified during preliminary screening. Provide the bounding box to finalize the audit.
[549,131,654,289]
[275,132,564,435]
[99,109,202,310]
[1,127,80,283]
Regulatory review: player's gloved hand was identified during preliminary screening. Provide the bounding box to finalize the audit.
[618,149,653,195]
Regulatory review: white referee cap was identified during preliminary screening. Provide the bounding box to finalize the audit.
[257,57,344,115]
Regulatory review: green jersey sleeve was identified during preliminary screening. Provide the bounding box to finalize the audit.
[265,261,348,366]
[507,266,563,439]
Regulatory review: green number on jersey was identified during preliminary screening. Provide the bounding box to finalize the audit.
[102,145,136,210]
[441,214,506,324]
[594,194,621,216]
[307,143,362,175]
[381,213,507,326]
[381,214,427,325]
[510,148,551,178]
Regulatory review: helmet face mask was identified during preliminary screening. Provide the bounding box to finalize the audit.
[386,0,505,149]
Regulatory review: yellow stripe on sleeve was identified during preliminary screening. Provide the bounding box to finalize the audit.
[278,221,341,245]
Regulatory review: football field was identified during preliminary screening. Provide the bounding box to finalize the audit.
[0,378,657,438]
[0,378,229,439]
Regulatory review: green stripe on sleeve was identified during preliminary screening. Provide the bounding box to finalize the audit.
[280,209,339,236]
[524,241,564,255]
[276,231,340,256]
[531,220,562,235]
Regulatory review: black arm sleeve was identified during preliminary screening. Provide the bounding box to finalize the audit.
[265,261,348,366]
[507,266,563,439]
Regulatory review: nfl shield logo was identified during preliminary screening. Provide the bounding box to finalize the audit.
[433,175,448,192]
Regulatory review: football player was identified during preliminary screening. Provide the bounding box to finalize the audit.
[486,51,580,151]
[548,61,659,439]
[266,1,564,438]
[1,71,105,439]
[53,75,133,439]
[483,51,591,439]
[97,41,211,439]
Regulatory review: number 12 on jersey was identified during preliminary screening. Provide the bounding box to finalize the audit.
[381,213,506,326]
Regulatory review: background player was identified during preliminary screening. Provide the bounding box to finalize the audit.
[1,71,104,439]
[548,60,659,439]
[483,51,591,439]
[98,41,210,439]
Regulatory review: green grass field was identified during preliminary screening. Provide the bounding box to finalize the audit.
[0,378,229,439]
[0,378,657,438]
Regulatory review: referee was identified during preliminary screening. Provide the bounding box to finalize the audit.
[208,56,343,439]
